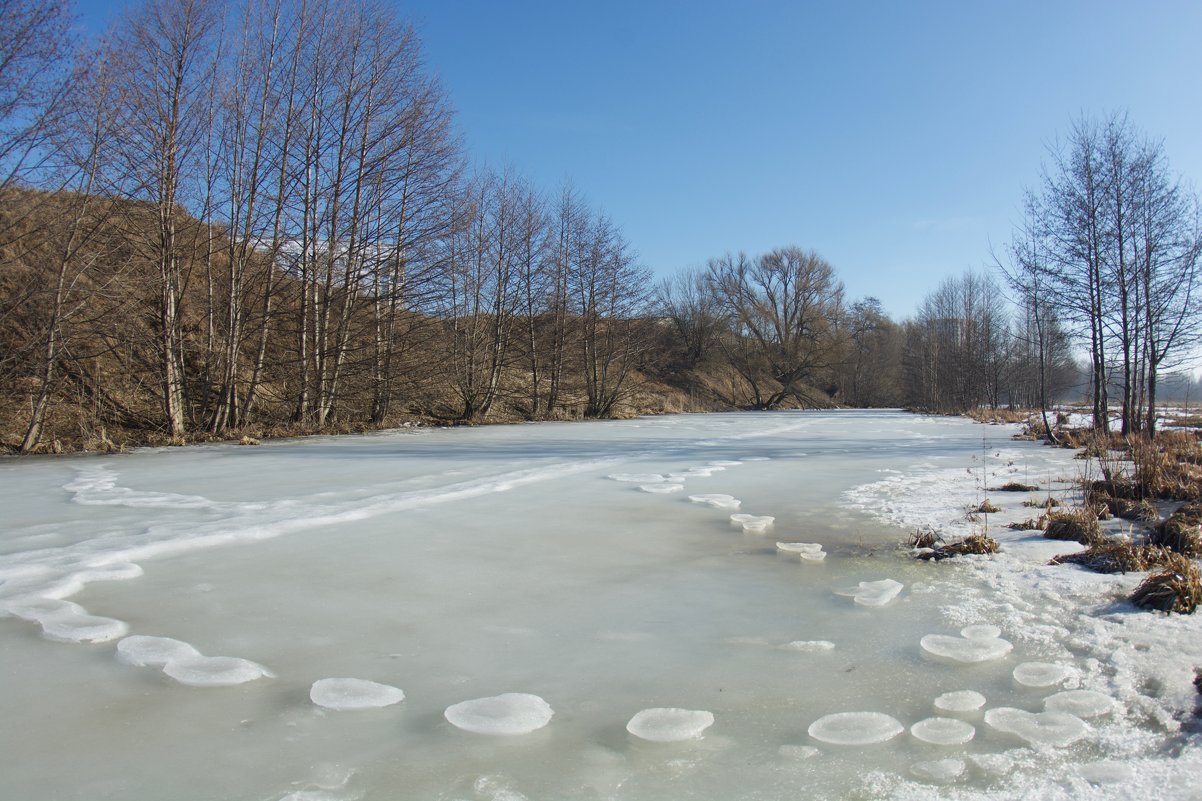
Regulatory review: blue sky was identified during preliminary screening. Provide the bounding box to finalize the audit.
[76,0,1202,320]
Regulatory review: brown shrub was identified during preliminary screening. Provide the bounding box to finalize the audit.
[1150,503,1202,557]
[1130,552,1202,614]
[1050,542,1170,574]
[996,482,1039,492]
[917,533,1000,561]
[1042,509,1104,545]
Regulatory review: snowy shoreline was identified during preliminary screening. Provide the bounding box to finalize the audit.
[844,424,1202,799]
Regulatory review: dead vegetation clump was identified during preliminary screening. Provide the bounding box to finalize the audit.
[915,533,1000,561]
[996,481,1039,492]
[1150,502,1202,557]
[909,528,940,549]
[1130,552,1202,614]
[975,499,1001,514]
[1049,542,1170,574]
[966,408,1033,426]
[1024,495,1060,509]
[1042,508,1104,545]
[1008,517,1045,531]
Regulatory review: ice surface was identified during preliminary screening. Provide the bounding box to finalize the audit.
[729,514,774,532]
[910,716,975,745]
[2,597,84,621]
[444,693,553,736]
[920,633,1013,663]
[1043,689,1116,718]
[625,708,715,742]
[960,624,1002,640]
[934,690,987,713]
[1012,661,1073,688]
[1078,760,1135,785]
[687,494,741,510]
[782,640,835,652]
[162,654,273,687]
[834,579,903,607]
[116,635,201,666]
[310,678,404,710]
[3,410,1200,800]
[778,744,820,760]
[797,550,827,562]
[807,712,904,745]
[910,758,965,782]
[708,460,743,467]
[983,707,1090,747]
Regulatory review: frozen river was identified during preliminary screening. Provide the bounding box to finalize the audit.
[1,410,1199,800]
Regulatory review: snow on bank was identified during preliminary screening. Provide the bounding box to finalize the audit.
[843,424,1202,800]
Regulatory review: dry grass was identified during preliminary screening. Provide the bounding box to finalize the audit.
[1050,542,1172,574]
[1024,495,1060,509]
[909,528,940,549]
[1042,508,1104,545]
[1008,517,1045,531]
[996,481,1039,492]
[975,499,1001,514]
[917,533,1000,561]
[1130,552,1202,614]
[238,436,261,446]
[966,408,1034,425]
[1150,502,1202,557]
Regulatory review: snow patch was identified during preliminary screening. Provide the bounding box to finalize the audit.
[626,708,715,742]
[310,678,405,710]
[444,693,553,736]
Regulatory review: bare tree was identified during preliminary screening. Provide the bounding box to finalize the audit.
[706,246,845,409]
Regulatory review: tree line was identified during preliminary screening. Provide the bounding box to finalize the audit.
[1,1,1198,454]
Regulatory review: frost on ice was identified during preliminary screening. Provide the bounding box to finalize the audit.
[729,514,774,533]
[982,707,1090,747]
[162,654,273,687]
[625,708,715,742]
[444,693,553,735]
[1043,689,1116,718]
[782,640,835,653]
[1012,661,1074,688]
[310,678,405,710]
[688,494,741,510]
[639,483,684,494]
[909,716,976,745]
[833,579,903,607]
[116,635,201,666]
[910,758,966,783]
[920,626,1013,663]
[933,690,987,713]
[776,542,826,562]
[807,712,904,745]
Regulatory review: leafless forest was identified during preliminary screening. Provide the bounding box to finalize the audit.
[1,0,1199,453]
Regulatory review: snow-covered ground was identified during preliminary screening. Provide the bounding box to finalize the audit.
[0,411,1198,800]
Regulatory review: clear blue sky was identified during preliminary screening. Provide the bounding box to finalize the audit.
[76,0,1202,320]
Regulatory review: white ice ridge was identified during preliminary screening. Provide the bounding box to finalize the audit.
[310,678,405,710]
[983,707,1090,747]
[1012,661,1074,688]
[910,758,966,783]
[1043,689,1116,718]
[639,483,684,494]
[444,693,553,735]
[933,690,986,713]
[1,457,623,610]
[807,711,904,745]
[687,494,741,510]
[730,514,774,532]
[910,717,976,745]
[3,597,128,644]
[708,460,743,467]
[782,640,836,653]
[669,467,724,479]
[920,626,1013,664]
[625,708,715,742]
[833,579,903,607]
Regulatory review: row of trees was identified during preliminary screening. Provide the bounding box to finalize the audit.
[1006,114,1201,436]
[0,0,654,452]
